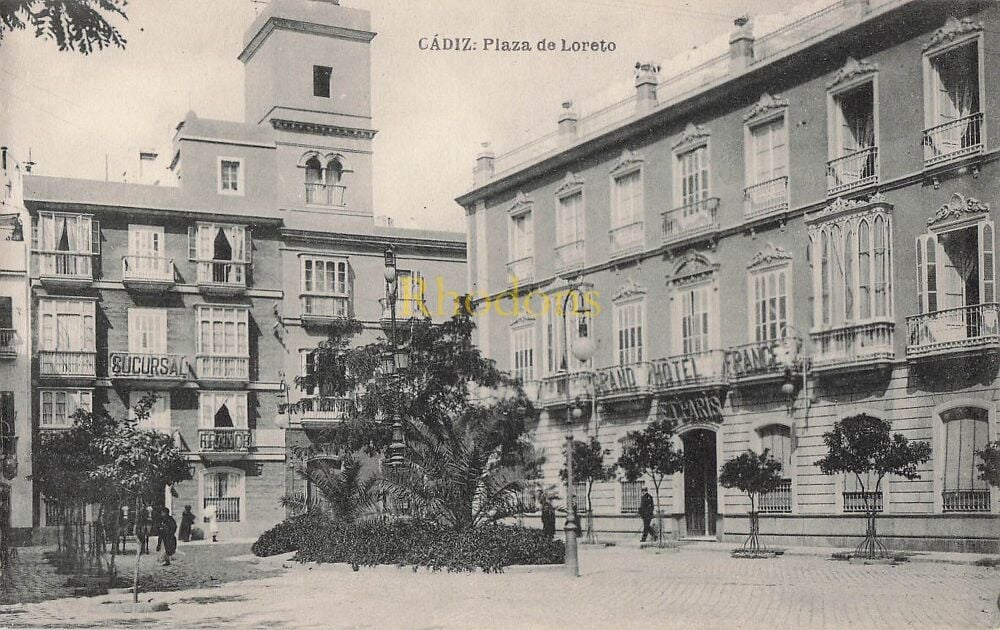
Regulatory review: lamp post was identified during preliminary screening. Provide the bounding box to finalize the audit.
[559,286,596,577]
[777,325,810,444]
[383,246,408,467]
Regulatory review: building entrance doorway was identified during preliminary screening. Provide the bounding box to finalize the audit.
[683,429,717,537]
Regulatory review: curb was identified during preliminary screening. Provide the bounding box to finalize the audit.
[669,542,998,566]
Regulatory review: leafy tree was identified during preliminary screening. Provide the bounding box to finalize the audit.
[719,449,784,554]
[617,420,684,547]
[975,441,1000,489]
[0,0,128,53]
[559,437,616,543]
[814,414,931,559]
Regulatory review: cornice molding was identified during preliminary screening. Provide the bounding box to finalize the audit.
[508,191,534,217]
[510,313,536,328]
[743,93,788,124]
[555,171,585,196]
[270,118,377,140]
[927,192,990,227]
[668,253,718,286]
[673,122,711,151]
[239,16,376,62]
[808,191,889,222]
[609,149,643,177]
[827,57,878,90]
[613,277,647,301]
[923,16,983,53]
[747,242,792,270]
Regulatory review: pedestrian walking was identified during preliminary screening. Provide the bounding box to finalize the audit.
[540,493,556,540]
[638,488,657,542]
[135,506,152,555]
[157,507,178,566]
[178,505,195,542]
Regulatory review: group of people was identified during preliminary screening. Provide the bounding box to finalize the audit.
[122,505,198,566]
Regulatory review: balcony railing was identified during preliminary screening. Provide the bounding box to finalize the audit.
[554,240,584,273]
[305,182,346,206]
[843,491,882,513]
[724,337,801,381]
[906,303,1000,358]
[121,255,173,285]
[759,479,792,514]
[662,197,720,246]
[203,497,241,522]
[506,256,534,286]
[593,361,651,398]
[196,260,247,289]
[608,221,644,257]
[0,328,15,358]
[923,112,984,168]
[195,355,249,382]
[198,428,253,454]
[380,297,429,322]
[301,294,350,320]
[38,350,96,378]
[743,176,789,221]
[35,251,93,283]
[538,372,593,406]
[286,396,355,423]
[810,321,894,371]
[827,146,878,196]
[942,489,990,513]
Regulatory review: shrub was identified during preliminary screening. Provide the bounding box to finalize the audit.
[252,517,563,573]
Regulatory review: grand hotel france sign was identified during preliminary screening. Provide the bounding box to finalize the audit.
[109,352,188,379]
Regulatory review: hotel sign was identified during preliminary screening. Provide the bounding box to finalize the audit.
[723,339,798,380]
[658,393,724,423]
[109,352,188,379]
[594,355,708,397]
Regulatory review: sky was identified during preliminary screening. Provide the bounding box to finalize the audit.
[0,0,806,232]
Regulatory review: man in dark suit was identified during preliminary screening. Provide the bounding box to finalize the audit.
[638,488,657,542]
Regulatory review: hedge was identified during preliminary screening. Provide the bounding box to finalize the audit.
[252,515,564,573]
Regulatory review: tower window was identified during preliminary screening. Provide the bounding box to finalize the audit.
[313,65,332,98]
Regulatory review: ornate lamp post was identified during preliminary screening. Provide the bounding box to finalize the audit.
[560,287,597,577]
[383,246,408,467]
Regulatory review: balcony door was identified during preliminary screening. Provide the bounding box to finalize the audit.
[39,299,95,353]
[128,308,167,354]
[130,391,171,432]
[199,392,248,430]
[128,225,164,274]
[748,117,787,186]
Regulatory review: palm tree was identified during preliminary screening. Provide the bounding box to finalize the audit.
[280,452,382,524]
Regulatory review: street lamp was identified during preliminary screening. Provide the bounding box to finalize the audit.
[777,325,811,447]
[383,245,409,468]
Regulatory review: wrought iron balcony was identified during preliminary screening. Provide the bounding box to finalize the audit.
[121,255,174,291]
[827,146,878,196]
[287,396,355,426]
[35,251,93,288]
[810,321,894,372]
[843,491,882,513]
[38,350,96,380]
[506,256,534,287]
[662,197,720,247]
[195,260,247,294]
[906,303,1000,359]
[379,297,430,324]
[0,328,16,359]
[300,294,350,325]
[194,355,249,384]
[305,182,346,206]
[942,489,990,513]
[608,221,644,258]
[553,240,585,274]
[743,176,789,221]
[759,479,792,514]
[922,112,984,168]
[537,372,593,408]
[198,428,253,456]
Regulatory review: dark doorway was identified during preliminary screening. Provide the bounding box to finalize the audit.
[682,429,717,537]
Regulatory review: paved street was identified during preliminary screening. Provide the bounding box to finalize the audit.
[2,544,998,629]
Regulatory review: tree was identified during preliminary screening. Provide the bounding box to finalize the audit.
[0,0,128,53]
[814,414,931,559]
[280,452,381,524]
[975,441,1000,489]
[719,449,784,555]
[559,437,616,543]
[617,420,685,547]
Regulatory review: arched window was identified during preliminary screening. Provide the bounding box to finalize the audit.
[302,154,346,206]
[874,214,888,317]
[325,158,343,185]
[305,157,322,184]
[202,468,244,523]
[941,406,990,512]
[820,231,830,324]
[858,219,871,319]
[844,228,855,321]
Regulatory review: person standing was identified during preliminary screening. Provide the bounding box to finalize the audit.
[638,488,657,542]
[540,493,556,540]
[204,504,219,542]
[157,507,178,566]
[178,505,195,543]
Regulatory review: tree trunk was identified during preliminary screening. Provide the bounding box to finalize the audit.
[108,503,118,589]
[132,498,141,604]
[652,477,664,548]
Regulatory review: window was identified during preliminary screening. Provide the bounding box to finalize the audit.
[39,389,92,428]
[190,223,250,286]
[927,38,980,127]
[677,145,709,208]
[612,170,643,229]
[828,79,877,194]
[574,481,589,512]
[128,308,167,354]
[203,469,244,522]
[747,116,787,186]
[313,65,332,98]
[32,212,98,277]
[0,391,13,447]
[130,391,170,432]
[304,155,346,205]
[843,470,883,513]
[758,424,793,513]
[508,213,533,263]
[917,220,994,314]
[196,306,249,357]
[679,285,710,355]
[923,24,984,165]
[556,192,584,247]
[38,298,95,353]
[543,302,591,374]
[0,296,12,329]
[218,158,243,195]
[614,300,644,365]
[940,406,990,512]
[302,257,349,317]
[510,325,534,383]
[750,267,788,343]
[128,225,163,259]
[620,480,645,514]
[199,391,248,429]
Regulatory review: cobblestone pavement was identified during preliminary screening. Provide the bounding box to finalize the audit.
[1,546,998,629]
[1,540,278,605]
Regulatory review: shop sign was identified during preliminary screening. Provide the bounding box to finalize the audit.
[109,352,187,378]
[658,393,724,424]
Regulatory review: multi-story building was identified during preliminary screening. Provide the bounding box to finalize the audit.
[458,0,999,552]
[19,0,465,540]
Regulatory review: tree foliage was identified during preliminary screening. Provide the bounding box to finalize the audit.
[617,420,684,546]
[559,437,616,512]
[0,0,128,53]
[976,441,1000,488]
[719,449,784,508]
[280,454,381,525]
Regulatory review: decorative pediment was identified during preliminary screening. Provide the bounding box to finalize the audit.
[827,57,878,90]
[923,16,983,53]
[743,93,788,124]
[610,149,643,177]
[747,242,792,270]
[613,278,647,301]
[508,191,534,217]
[927,192,990,227]
[808,192,889,223]
[669,253,717,285]
[555,171,584,196]
[510,313,535,328]
[673,122,711,151]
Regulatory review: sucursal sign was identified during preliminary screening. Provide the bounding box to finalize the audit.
[109,352,188,378]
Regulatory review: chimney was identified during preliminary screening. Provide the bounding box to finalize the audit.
[138,148,158,183]
[558,101,578,145]
[729,15,754,72]
[24,148,34,173]
[473,142,495,186]
[634,62,660,112]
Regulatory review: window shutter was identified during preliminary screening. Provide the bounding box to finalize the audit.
[91,220,100,254]
[244,228,253,263]
[916,237,925,315]
[922,235,938,313]
[980,221,995,304]
[188,227,197,261]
